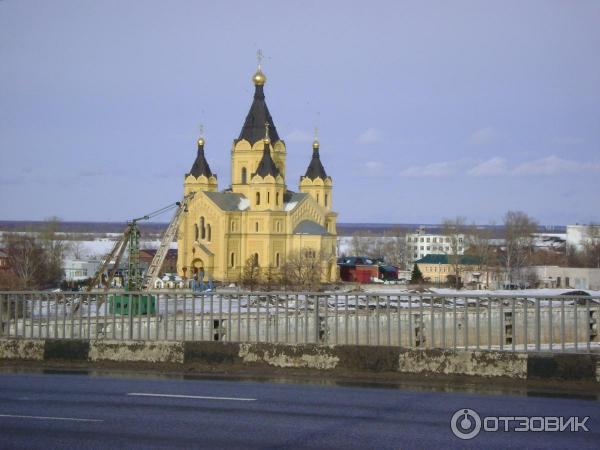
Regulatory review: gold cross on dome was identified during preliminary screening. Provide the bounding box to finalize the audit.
[257,49,263,68]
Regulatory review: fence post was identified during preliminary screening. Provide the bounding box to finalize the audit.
[535,298,541,352]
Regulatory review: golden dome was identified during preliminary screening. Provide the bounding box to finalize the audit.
[312,139,320,150]
[253,67,266,86]
[197,137,205,146]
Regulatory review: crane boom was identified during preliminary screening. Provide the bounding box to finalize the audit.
[141,192,194,290]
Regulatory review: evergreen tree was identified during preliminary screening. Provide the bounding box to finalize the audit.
[410,263,423,284]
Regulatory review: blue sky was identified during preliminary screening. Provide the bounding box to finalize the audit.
[1,0,599,225]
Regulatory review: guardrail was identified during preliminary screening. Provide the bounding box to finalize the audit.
[1,291,598,353]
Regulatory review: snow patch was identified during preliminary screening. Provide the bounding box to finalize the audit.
[284,201,297,211]
[238,198,250,211]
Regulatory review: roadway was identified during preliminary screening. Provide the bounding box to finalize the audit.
[0,371,598,449]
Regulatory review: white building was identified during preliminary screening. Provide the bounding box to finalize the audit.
[63,258,101,282]
[405,227,464,267]
[527,265,600,290]
[566,224,600,251]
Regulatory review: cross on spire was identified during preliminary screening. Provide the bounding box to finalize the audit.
[257,49,263,69]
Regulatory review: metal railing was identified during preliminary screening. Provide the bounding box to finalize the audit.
[0,291,598,353]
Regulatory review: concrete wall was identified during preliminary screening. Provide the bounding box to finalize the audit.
[1,338,598,382]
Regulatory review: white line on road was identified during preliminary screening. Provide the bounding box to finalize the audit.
[0,414,103,422]
[127,393,257,401]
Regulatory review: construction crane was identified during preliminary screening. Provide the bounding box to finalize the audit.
[72,193,194,316]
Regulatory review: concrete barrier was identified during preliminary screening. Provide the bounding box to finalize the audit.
[0,338,598,382]
[0,339,44,361]
[89,341,184,363]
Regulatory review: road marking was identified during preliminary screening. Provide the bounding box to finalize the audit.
[0,414,102,422]
[127,392,256,401]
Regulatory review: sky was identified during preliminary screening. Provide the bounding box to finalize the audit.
[1,0,599,226]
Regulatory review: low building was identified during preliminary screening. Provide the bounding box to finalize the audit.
[63,258,101,282]
[405,227,464,267]
[526,266,600,290]
[139,249,178,275]
[415,254,506,289]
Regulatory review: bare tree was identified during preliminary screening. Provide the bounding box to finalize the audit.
[240,255,260,291]
[442,217,467,288]
[70,240,89,260]
[502,211,538,286]
[283,248,323,291]
[2,234,45,289]
[583,224,600,268]
[465,223,498,288]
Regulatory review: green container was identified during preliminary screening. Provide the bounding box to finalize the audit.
[109,294,156,315]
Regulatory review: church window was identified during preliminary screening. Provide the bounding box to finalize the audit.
[267,192,270,204]
[276,221,281,232]
[275,253,280,267]
[276,192,279,205]
[241,167,247,184]
[231,221,236,232]
[230,252,235,267]
[255,222,259,232]
[253,253,259,266]
[256,192,261,205]
[194,224,199,241]
[207,224,212,242]
[325,194,328,207]
[200,217,205,239]
[316,193,320,203]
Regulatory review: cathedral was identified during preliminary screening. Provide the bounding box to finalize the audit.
[176,63,338,283]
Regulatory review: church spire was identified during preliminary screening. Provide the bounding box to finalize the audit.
[252,122,280,178]
[188,129,214,178]
[238,52,280,145]
[303,129,328,180]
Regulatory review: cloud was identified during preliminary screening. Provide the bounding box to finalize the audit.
[364,160,385,176]
[468,157,508,176]
[395,155,600,178]
[400,161,458,177]
[512,155,600,176]
[357,128,384,144]
[284,129,313,143]
[467,126,497,146]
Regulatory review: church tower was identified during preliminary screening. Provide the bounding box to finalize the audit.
[248,123,286,210]
[184,135,218,195]
[230,59,287,200]
[299,133,333,210]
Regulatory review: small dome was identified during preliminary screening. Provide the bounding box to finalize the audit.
[312,138,319,149]
[253,68,266,86]
[197,137,205,147]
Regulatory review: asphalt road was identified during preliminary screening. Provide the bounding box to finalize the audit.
[0,372,598,449]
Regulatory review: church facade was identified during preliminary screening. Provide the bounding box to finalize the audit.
[176,65,338,283]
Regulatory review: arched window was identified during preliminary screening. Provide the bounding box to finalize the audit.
[200,217,205,239]
[255,222,259,232]
[276,221,281,232]
[325,194,328,207]
[256,192,260,205]
[230,252,235,267]
[267,191,270,204]
[194,224,199,241]
[254,253,259,266]
[241,167,247,184]
[275,253,280,267]
[276,192,280,206]
[316,193,320,204]
[207,224,212,242]
[231,221,235,232]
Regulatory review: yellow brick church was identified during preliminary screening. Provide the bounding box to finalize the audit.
[176,64,338,283]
